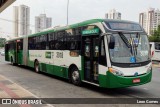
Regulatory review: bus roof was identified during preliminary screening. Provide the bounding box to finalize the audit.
[6,19,140,42]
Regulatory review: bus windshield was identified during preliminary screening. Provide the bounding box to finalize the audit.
[108,33,150,63]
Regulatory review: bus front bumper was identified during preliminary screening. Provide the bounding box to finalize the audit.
[99,70,152,88]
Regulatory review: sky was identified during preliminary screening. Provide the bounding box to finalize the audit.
[0,0,160,38]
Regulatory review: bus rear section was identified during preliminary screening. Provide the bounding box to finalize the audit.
[5,39,23,65]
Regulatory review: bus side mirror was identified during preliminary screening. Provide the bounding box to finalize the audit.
[109,35,115,49]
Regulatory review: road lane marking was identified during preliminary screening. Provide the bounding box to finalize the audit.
[143,88,149,91]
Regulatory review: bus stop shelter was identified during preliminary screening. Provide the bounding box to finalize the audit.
[0,0,16,13]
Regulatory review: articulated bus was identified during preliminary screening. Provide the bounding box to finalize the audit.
[5,19,152,88]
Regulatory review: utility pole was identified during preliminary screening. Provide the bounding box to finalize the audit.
[0,28,2,38]
[67,0,69,25]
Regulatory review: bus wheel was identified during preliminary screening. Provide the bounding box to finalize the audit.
[34,60,40,73]
[71,67,81,86]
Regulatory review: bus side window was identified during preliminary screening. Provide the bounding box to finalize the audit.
[5,44,9,52]
[55,32,61,50]
[155,43,160,50]
[65,28,81,50]
[149,44,152,49]
[18,41,23,50]
[99,37,107,66]
[40,35,47,50]
[46,34,49,50]
[28,37,32,50]
[35,36,40,50]
[58,31,66,50]
[49,32,55,50]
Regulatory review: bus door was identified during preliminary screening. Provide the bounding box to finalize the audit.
[83,36,99,83]
[16,40,23,64]
[5,43,9,61]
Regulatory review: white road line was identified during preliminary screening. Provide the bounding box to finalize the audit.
[143,88,149,91]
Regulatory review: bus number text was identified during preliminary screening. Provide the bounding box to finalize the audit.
[56,52,63,58]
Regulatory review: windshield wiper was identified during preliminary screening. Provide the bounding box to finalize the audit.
[118,32,134,57]
[118,32,131,48]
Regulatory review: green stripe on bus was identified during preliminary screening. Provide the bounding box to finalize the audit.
[99,70,152,88]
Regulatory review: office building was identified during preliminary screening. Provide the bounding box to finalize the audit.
[139,8,160,35]
[105,9,121,20]
[13,5,30,37]
[35,14,52,33]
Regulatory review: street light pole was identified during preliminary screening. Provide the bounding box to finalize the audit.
[0,28,2,38]
[67,0,69,25]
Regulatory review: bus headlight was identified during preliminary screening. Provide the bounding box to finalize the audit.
[109,68,124,76]
[147,66,152,73]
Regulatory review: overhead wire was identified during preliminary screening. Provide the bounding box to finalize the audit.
[0,17,35,37]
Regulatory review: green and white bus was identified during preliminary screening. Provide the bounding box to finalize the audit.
[5,19,152,88]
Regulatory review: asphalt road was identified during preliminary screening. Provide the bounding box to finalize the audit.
[0,55,160,107]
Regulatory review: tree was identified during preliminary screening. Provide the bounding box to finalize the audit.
[0,38,6,47]
[149,36,155,42]
[149,25,160,42]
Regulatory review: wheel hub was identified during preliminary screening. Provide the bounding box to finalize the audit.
[72,70,79,81]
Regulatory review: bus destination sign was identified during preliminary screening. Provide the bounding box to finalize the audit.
[82,28,100,35]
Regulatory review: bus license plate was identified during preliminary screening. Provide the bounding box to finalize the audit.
[133,78,140,83]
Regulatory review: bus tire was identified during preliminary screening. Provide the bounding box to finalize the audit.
[71,67,81,86]
[34,60,40,73]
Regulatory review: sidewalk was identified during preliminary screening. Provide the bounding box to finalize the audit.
[152,61,160,68]
[0,75,53,107]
